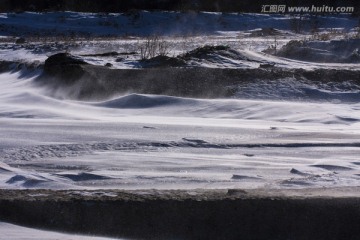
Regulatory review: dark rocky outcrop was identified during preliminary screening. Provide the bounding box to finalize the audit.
[43,53,89,83]
[81,51,120,57]
[140,55,187,68]
[15,37,26,44]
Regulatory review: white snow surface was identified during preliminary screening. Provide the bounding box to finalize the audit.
[0,71,360,190]
[0,222,121,240]
[0,12,359,191]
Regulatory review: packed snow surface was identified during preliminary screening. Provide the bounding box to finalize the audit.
[0,221,121,240]
[0,71,359,190]
[0,11,359,191]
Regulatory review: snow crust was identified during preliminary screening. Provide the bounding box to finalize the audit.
[0,71,359,190]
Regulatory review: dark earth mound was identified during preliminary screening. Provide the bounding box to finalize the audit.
[38,52,360,100]
[43,52,89,82]
[140,55,187,68]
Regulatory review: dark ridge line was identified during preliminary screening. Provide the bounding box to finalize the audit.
[38,56,360,100]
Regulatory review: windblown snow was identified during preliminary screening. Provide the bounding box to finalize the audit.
[0,11,360,191]
[0,70,360,190]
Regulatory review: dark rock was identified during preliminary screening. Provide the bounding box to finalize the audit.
[105,63,113,67]
[119,51,137,55]
[140,55,186,68]
[44,53,87,68]
[259,63,275,68]
[43,53,89,82]
[81,52,119,57]
[15,37,26,44]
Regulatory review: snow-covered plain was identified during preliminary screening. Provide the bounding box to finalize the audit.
[0,11,359,191]
[0,69,360,190]
[1,11,360,239]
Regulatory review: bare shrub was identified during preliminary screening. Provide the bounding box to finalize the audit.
[139,36,171,60]
[309,29,350,41]
[262,36,279,55]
